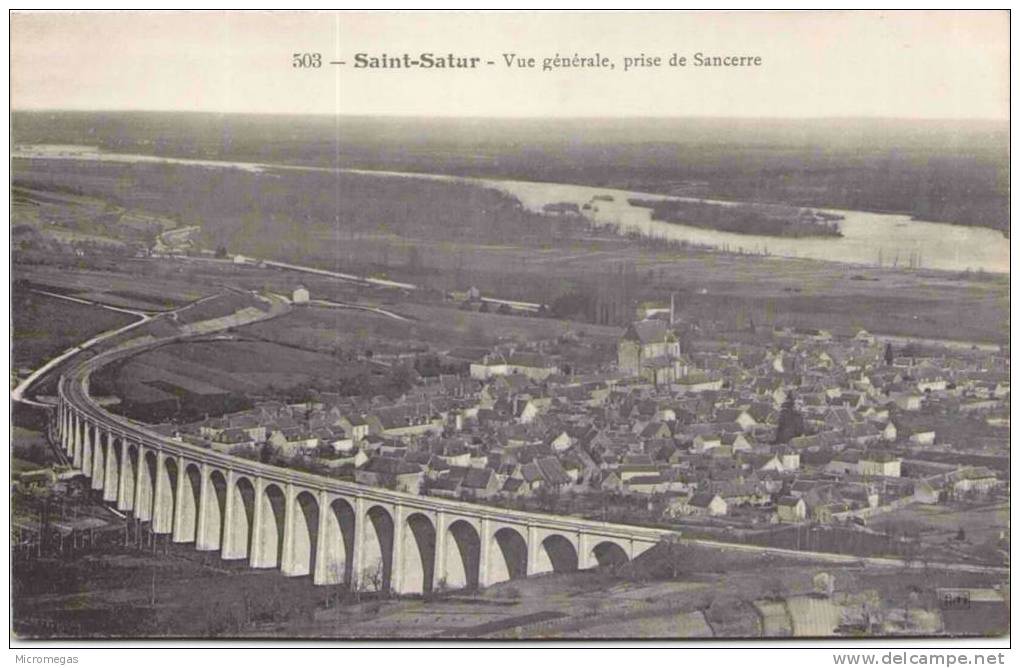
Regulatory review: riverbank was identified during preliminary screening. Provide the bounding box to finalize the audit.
[628,198,844,239]
[12,145,1009,274]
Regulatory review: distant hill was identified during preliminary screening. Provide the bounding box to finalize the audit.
[11,112,1009,234]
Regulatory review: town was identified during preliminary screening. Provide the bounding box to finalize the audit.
[156,283,1008,565]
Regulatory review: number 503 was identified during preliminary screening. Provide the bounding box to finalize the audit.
[292,53,322,68]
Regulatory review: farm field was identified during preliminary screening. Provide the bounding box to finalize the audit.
[867,503,1010,548]
[12,289,138,369]
[239,303,621,356]
[12,544,333,639]
[218,235,1007,347]
[893,411,1010,450]
[15,264,215,311]
[363,234,1009,345]
[94,339,397,423]
[250,228,1009,338]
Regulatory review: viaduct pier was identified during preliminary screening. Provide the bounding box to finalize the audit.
[54,332,676,595]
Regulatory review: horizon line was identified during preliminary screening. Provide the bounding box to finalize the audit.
[9,108,1010,124]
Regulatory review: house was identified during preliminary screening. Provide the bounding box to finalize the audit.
[855,330,876,344]
[776,448,800,471]
[858,453,902,478]
[501,477,531,498]
[717,408,757,432]
[692,433,723,454]
[837,483,880,510]
[595,470,624,493]
[618,320,680,375]
[825,451,862,476]
[722,432,753,452]
[625,475,668,496]
[672,492,728,517]
[845,422,882,446]
[292,285,310,304]
[617,320,689,385]
[354,457,424,494]
[534,456,572,490]
[319,448,369,471]
[13,466,58,489]
[267,428,319,455]
[913,479,940,504]
[714,480,769,507]
[985,412,1009,428]
[617,463,659,482]
[544,429,573,452]
[375,409,445,439]
[337,416,370,442]
[744,452,787,474]
[673,373,724,395]
[215,427,259,449]
[460,468,501,499]
[639,421,672,440]
[515,396,550,424]
[908,431,936,446]
[949,467,999,495]
[226,413,268,442]
[430,476,463,499]
[470,352,559,381]
[776,496,807,523]
[891,392,924,411]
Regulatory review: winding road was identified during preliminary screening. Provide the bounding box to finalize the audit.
[11,291,153,407]
[11,290,223,408]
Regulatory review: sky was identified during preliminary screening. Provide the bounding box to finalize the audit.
[10,11,1010,119]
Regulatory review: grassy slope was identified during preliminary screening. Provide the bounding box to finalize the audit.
[12,290,136,369]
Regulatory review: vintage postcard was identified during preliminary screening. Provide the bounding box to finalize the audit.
[9,10,1010,647]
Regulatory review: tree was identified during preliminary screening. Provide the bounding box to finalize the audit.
[658,534,685,579]
[406,245,423,272]
[258,441,278,464]
[765,576,787,601]
[214,244,228,259]
[774,392,805,444]
[885,343,895,366]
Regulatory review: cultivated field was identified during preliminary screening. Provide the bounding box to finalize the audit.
[12,289,137,370]
[239,303,621,355]
[94,338,394,423]
[867,503,1010,548]
[15,264,215,311]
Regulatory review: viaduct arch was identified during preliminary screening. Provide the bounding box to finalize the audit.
[54,337,678,596]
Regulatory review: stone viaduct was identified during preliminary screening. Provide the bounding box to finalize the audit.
[55,345,677,595]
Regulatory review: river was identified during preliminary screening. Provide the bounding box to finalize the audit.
[13,144,1010,274]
